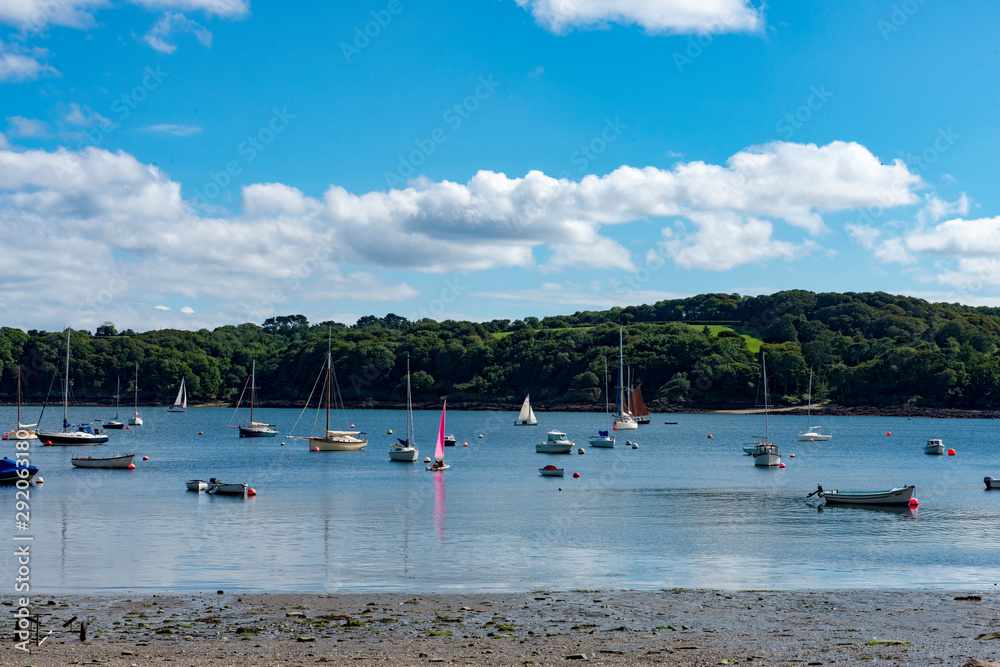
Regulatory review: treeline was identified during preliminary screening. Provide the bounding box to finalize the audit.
[3,290,1000,409]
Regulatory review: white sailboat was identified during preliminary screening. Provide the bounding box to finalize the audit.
[4,366,38,441]
[589,356,615,447]
[290,347,367,451]
[390,359,419,462]
[167,378,187,413]
[229,360,278,437]
[128,362,143,426]
[36,330,109,445]
[751,353,781,467]
[104,376,124,429]
[613,325,638,431]
[515,394,537,426]
[797,368,831,441]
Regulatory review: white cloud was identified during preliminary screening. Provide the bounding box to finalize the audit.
[0,49,57,82]
[0,131,7,150]
[143,12,213,53]
[916,193,969,225]
[845,223,881,249]
[515,0,763,35]
[6,116,49,138]
[64,103,112,129]
[0,0,247,29]
[143,123,202,136]
[130,0,249,19]
[664,212,811,271]
[155,305,170,310]
[180,306,194,313]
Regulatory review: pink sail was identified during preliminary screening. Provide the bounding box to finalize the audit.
[434,399,446,460]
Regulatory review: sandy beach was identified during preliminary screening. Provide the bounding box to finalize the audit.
[4,589,1000,666]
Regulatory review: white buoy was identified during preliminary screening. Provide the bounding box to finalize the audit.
[632,443,639,449]
[577,448,585,455]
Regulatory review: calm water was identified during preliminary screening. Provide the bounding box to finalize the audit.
[2,405,999,593]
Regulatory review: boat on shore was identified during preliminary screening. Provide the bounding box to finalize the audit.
[924,439,945,455]
[536,430,574,454]
[820,485,916,506]
[71,454,135,469]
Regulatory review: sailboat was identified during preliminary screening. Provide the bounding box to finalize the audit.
[4,366,38,440]
[588,357,615,447]
[103,376,125,429]
[613,326,638,431]
[128,362,143,426]
[751,353,781,467]
[426,399,449,470]
[630,381,651,425]
[167,378,187,413]
[515,394,537,426]
[797,369,831,441]
[291,347,367,450]
[390,359,419,462]
[229,360,278,437]
[36,330,109,445]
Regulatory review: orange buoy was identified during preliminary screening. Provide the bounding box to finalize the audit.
[197,431,203,435]
[350,424,355,428]
[909,498,919,507]
[948,448,956,456]
[280,442,286,446]
[142,456,149,460]
[463,442,468,447]
[125,426,130,430]
[707,434,713,438]
[779,462,786,468]
[35,477,43,484]
[809,438,814,442]
[127,463,135,469]
[247,488,256,496]
[572,472,580,478]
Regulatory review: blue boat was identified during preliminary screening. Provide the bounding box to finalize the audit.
[0,458,39,483]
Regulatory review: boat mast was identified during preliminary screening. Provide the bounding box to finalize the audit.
[617,325,625,415]
[16,365,21,427]
[63,329,70,432]
[249,360,256,424]
[762,352,770,442]
[325,352,331,435]
[406,357,413,445]
[806,368,813,427]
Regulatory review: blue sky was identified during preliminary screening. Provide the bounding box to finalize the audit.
[1,0,998,332]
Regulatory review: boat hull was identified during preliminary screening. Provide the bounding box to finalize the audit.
[167,407,186,413]
[822,485,915,506]
[798,432,832,441]
[4,429,38,441]
[103,421,125,430]
[389,447,418,461]
[985,477,998,490]
[426,463,449,471]
[312,437,367,451]
[515,421,537,426]
[539,467,564,477]
[0,458,38,483]
[754,451,781,467]
[443,436,456,446]
[536,443,573,453]
[129,416,143,426]
[208,482,247,495]
[635,416,650,424]
[588,436,614,447]
[37,430,109,445]
[240,425,278,437]
[613,419,638,431]
[186,479,209,492]
[924,439,945,455]
[71,454,135,469]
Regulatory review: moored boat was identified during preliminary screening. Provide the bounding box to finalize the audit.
[821,485,916,506]
[924,438,945,455]
[70,454,135,469]
[231,361,278,437]
[390,359,419,462]
[36,330,109,445]
[4,367,39,441]
[0,457,38,483]
[186,479,209,492]
[613,326,638,431]
[207,479,247,495]
[443,434,456,446]
[539,465,564,477]
[536,430,574,454]
[168,378,187,413]
[985,477,998,490]
[751,352,780,467]
[797,369,832,441]
[589,356,615,447]
[128,362,143,426]
[515,395,537,426]
[290,343,367,451]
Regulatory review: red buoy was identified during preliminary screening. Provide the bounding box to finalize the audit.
[809,438,814,442]
[612,426,617,431]
[247,488,256,496]
[708,434,713,439]
[35,477,43,484]
[779,462,786,468]
[789,453,795,458]
[886,432,891,436]
[197,431,203,435]
[127,463,135,469]
[572,472,580,478]
[44,440,52,446]
[312,447,319,452]
[948,448,956,456]
[142,456,149,460]
[463,442,468,447]
[125,426,130,430]
[909,498,919,507]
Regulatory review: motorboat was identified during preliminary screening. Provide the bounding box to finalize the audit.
[985,477,998,490]
[444,434,456,446]
[536,430,574,454]
[539,465,564,477]
[186,479,209,492]
[924,439,945,455]
[70,454,135,469]
[820,485,915,506]
[0,458,38,483]
[207,478,248,495]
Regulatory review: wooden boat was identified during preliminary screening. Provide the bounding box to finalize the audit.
[797,369,832,441]
[37,330,110,445]
[536,430,574,454]
[821,485,915,506]
[104,376,125,429]
[426,400,449,470]
[207,478,247,495]
[390,359,419,462]
[924,438,945,455]
[539,465,564,477]
[167,378,187,413]
[71,454,135,469]
[129,362,143,426]
[4,367,38,441]
[613,326,638,431]
[515,395,537,426]
[627,377,650,424]
[230,361,278,437]
[985,477,998,490]
[752,353,780,467]
[290,344,367,451]
[186,479,209,492]
[589,357,615,447]
[0,457,38,483]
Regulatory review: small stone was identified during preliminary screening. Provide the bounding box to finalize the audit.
[977,632,1000,641]
[418,652,429,657]
[297,636,316,642]
[565,654,588,660]
[216,590,224,595]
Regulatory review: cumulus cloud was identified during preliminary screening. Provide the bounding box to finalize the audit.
[143,12,213,53]
[6,116,49,138]
[0,140,925,331]
[515,0,764,34]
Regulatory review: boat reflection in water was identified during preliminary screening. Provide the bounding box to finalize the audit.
[433,472,446,546]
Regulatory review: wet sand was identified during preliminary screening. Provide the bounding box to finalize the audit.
[4,589,1000,666]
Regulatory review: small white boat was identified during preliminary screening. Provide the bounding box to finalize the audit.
[797,369,831,441]
[613,326,638,431]
[536,430,574,454]
[539,465,564,477]
[985,477,998,490]
[588,433,615,447]
[589,357,615,447]
[924,438,945,455]
[167,378,187,413]
[751,353,780,467]
[71,454,135,469]
[515,395,537,426]
[390,360,420,462]
[444,434,456,446]
[186,479,209,492]
[821,485,915,506]
[207,479,247,495]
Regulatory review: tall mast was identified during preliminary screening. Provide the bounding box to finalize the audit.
[249,360,256,424]
[16,365,21,426]
[63,329,70,431]
[326,329,332,434]
[604,356,609,430]
[406,357,413,445]
[763,353,770,442]
[617,325,625,414]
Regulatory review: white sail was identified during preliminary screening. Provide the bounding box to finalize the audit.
[168,378,187,412]
[517,395,537,425]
